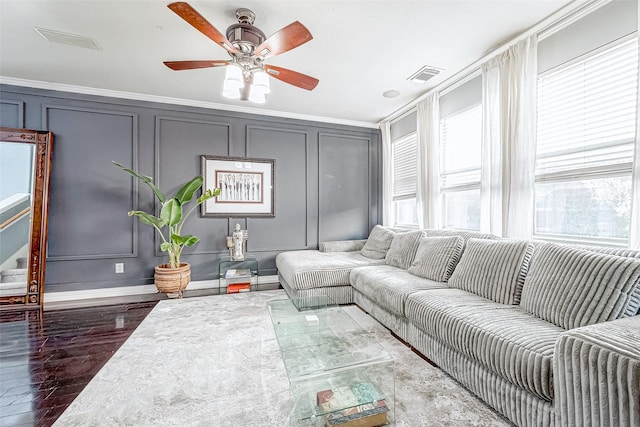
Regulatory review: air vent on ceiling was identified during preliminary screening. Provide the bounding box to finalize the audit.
[408,66,442,84]
[34,27,101,50]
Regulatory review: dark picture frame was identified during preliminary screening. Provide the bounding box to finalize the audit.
[201,155,275,217]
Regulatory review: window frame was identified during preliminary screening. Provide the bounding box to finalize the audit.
[533,35,637,247]
[439,103,483,231]
[391,131,419,226]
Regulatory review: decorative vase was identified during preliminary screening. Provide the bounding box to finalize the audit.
[154,262,190,298]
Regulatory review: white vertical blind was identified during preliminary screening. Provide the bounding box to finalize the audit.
[392,133,418,199]
[537,38,638,176]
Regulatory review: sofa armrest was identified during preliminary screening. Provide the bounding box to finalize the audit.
[554,315,640,427]
[319,239,367,253]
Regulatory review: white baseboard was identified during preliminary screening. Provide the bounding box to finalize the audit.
[43,275,280,304]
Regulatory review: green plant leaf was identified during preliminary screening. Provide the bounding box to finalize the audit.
[170,233,186,245]
[113,161,166,203]
[170,234,199,247]
[174,176,203,204]
[160,198,182,226]
[160,242,171,252]
[128,210,166,228]
[182,235,200,246]
[197,187,220,204]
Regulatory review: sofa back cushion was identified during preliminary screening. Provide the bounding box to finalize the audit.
[448,238,534,305]
[360,225,396,259]
[408,236,465,282]
[385,230,425,270]
[520,243,640,329]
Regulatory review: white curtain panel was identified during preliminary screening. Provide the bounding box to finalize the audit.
[417,93,440,229]
[481,63,503,235]
[480,35,538,239]
[380,121,394,226]
[630,3,640,249]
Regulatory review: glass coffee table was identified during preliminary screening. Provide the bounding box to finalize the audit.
[268,296,394,426]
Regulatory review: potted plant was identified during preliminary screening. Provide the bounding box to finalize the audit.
[113,161,220,297]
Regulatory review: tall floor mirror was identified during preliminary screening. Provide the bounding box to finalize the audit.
[0,128,54,309]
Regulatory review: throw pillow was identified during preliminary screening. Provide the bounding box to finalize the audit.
[361,225,396,259]
[408,236,465,282]
[521,242,640,330]
[385,230,425,270]
[448,238,534,305]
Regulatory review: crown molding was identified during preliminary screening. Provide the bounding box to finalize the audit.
[0,77,379,129]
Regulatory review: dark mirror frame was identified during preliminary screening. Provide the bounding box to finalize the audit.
[0,127,54,309]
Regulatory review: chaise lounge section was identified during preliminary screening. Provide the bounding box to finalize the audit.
[275,226,640,427]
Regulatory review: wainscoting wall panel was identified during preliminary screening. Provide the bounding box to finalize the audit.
[0,100,24,128]
[318,133,374,242]
[246,125,309,252]
[0,84,381,293]
[155,116,231,256]
[44,106,138,260]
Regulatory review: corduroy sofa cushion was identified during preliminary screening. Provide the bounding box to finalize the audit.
[350,265,448,316]
[405,288,563,401]
[275,250,385,290]
[520,242,640,329]
[447,238,534,305]
[360,225,396,259]
[408,236,465,282]
[385,230,425,270]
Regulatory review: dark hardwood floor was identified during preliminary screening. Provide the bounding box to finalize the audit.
[0,301,157,427]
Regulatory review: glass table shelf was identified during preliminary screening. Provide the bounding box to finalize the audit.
[218,255,258,293]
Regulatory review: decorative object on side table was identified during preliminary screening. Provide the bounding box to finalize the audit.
[113,161,220,298]
[226,223,248,260]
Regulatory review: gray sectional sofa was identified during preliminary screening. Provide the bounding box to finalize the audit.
[275,226,640,427]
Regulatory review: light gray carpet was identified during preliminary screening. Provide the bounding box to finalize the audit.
[53,290,511,426]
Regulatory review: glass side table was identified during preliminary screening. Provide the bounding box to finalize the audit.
[218,255,258,294]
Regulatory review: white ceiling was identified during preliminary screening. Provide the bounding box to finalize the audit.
[0,0,574,127]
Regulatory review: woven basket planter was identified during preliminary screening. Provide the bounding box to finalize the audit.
[154,262,191,298]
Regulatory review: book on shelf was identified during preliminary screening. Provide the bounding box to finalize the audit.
[317,382,388,427]
[226,282,251,294]
[324,401,388,427]
[225,268,252,279]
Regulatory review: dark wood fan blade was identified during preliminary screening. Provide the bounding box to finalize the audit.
[168,2,237,54]
[264,65,319,91]
[163,60,231,70]
[255,21,312,59]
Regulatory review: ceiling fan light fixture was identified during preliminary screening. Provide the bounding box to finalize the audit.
[222,65,243,99]
[165,2,318,102]
[249,91,267,104]
[252,71,271,95]
[247,70,270,103]
[224,64,243,88]
[223,87,241,99]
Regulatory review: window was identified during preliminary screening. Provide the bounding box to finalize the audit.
[392,132,418,226]
[439,104,482,230]
[534,37,638,245]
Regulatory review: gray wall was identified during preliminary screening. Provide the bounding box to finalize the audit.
[0,84,381,292]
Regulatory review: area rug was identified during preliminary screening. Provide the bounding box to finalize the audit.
[53,290,510,426]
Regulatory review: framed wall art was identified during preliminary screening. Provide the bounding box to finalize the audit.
[201,155,275,217]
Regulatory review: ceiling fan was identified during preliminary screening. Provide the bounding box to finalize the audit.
[163,2,319,103]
